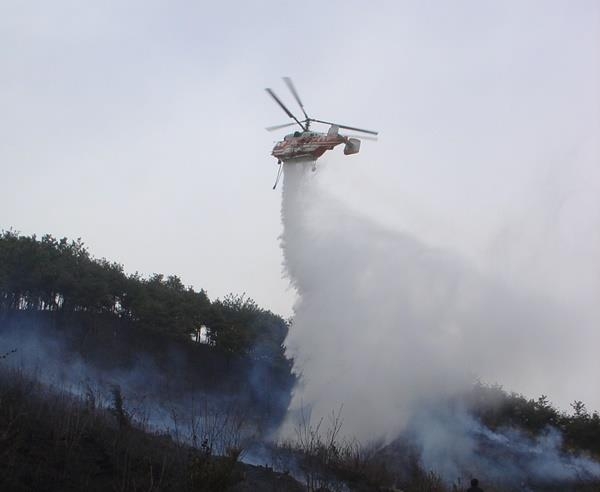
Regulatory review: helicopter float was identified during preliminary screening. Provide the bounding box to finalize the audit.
[266,77,378,188]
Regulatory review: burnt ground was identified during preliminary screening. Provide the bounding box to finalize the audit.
[0,365,304,492]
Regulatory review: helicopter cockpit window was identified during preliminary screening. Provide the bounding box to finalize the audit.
[293,131,301,137]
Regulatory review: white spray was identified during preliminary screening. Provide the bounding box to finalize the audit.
[279,161,600,481]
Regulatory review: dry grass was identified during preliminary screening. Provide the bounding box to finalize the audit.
[0,366,247,491]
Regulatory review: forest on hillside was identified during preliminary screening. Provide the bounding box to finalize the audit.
[0,229,290,362]
[0,229,296,445]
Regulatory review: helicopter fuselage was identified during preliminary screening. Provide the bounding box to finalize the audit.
[271,129,360,163]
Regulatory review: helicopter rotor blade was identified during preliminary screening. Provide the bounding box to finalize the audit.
[283,77,310,120]
[311,118,378,136]
[343,134,379,141]
[265,88,306,131]
[266,122,298,131]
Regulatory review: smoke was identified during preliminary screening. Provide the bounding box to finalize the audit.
[0,316,279,454]
[408,405,600,486]
[279,161,600,480]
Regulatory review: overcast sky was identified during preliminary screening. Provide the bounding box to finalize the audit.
[1,1,598,321]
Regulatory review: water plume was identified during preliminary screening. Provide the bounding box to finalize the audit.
[279,160,599,481]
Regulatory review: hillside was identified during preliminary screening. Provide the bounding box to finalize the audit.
[0,364,304,492]
[0,230,294,409]
[1,231,600,491]
[0,230,300,490]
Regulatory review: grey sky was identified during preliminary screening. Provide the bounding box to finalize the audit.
[1,0,598,333]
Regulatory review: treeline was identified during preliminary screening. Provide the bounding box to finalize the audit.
[467,382,600,457]
[0,230,289,362]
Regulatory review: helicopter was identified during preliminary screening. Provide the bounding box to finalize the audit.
[266,77,378,188]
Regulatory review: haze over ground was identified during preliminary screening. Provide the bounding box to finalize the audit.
[1,1,599,411]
